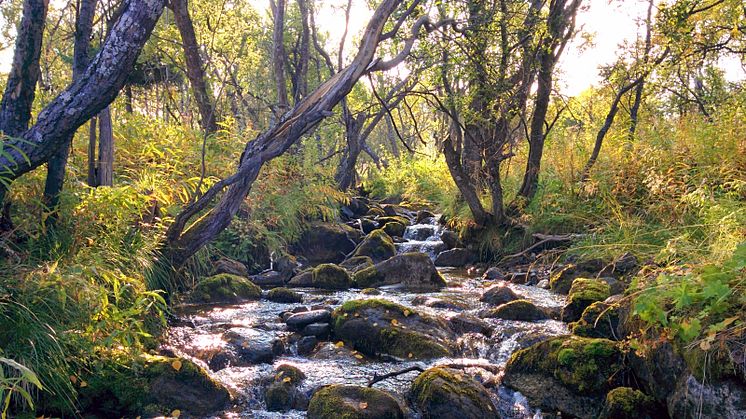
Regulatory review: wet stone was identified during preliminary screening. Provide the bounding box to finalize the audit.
[297,336,318,355]
[302,322,331,338]
[286,309,332,330]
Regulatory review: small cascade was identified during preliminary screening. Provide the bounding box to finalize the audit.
[397,217,446,259]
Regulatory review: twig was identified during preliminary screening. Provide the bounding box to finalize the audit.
[367,366,424,387]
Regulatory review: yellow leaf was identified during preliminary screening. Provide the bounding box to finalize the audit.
[408,353,413,358]
[391,319,399,326]
[283,377,292,383]
[700,340,712,351]
[335,341,345,348]
[359,402,368,409]
[80,380,88,388]
[355,354,364,359]
[171,409,181,418]
[70,375,77,383]
[171,360,183,371]
[403,309,411,317]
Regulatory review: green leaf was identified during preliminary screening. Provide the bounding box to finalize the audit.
[678,318,702,342]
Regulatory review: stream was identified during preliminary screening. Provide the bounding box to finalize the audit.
[164,217,569,418]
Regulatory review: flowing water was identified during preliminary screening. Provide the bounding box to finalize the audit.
[165,219,568,418]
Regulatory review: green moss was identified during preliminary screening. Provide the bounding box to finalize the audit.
[339,256,374,273]
[352,229,396,262]
[410,367,497,418]
[312,264,352,290]
[382,221,406,237]
[367,207,386,217]
[274,364,306,384]
[485,299,548,321]
[377,215,409,226]
[360,287,381,295]
[265,381,293,411]
[571,301,621,339]
[352,266,384,288]
[266,287,303,303]
[191,273,261,303]
[505,336,623,395]
[600,387,656,419]
[332,299,452,359]
[307,384,403,419]
[563,278,611,322]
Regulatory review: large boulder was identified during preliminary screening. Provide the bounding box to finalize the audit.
[410,367,498,419]
[480,283,520,305]
[288,264,352,290]
[332,299,455,359]
[339,255,375,273]
[308,384,404,419]
[503,336,625,418]
[667,374,746,419]
[352,230,397,263]
[571,301,624,340]
[353,252,446,291]
[482,300,549,321]
[562,279,611,322]
[550,255,638,294]
[79,354,230,417]
[291,222,362,264]
[434,248,477,267]
[223,328,285,364]
[439,230,462,250]
[212,257,249,277]
[266,287,303,303]
[191,273,261,304]
[382,221,407,238]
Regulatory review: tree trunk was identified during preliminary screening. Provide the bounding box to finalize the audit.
[170,0,217,134]
[0,0,167,183]
[335,111,365,190]
[293,0,310,102]
[43,0,96,216]
[271,0,289,115]
[97,106,114,186]
[628,0,653,142]
[163,0,405,268]
[124,84,134,113]
[87,115,97,186]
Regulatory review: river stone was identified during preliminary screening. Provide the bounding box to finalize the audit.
[415,210,435,223]
[439,230,461,250]
[571,301,623,340]
[286,309,332,329]
[382,204,399,217]
[482,299,549,321]
[252,270,289,287]
[480,283,520,305]
[212,257,249,277]
[434,248,477,267]
[367,206,386,217]
[382,221,407,237]
[503,336,624,418]
[191,273,262,304]
[410,367,498,419]
[291,222,362,264]
[266,287,303,303]
[224,328,284,364]
[302,323,331,338]
[332,299,455,359]
[353,252,446,291]
[339,255,375,273]
[352,229,397,263]
[357,217,379,234]
[667,374,746,419]
[482,267,504,281]
[598,387,661,419]
[448,313,494,335]
[297,336,318,355]
[562,278,611,322]
[289,264,352,290]
[265,364,308,412]
[308,384,404,419]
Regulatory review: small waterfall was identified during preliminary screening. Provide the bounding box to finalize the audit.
[397,217,446,259]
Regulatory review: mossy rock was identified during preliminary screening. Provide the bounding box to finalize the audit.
[366,207,386,217]
[191,273,261,304]
[410,367,498,418]
[599,387,659,419]
[480,284,520,305]
[483,299,549,321]
[312,264,352,290]
[360,288,381,295]
[382,221,406,237]
[265,364,308,412]
[503,336,625,418]
[332,299,455,359]
[561,278,611,322]
[79,353,230,417]
[377,215,410,227]
[550,263,598,294]
[339,256,375,273]
[266,287,303,303]
[291,222,363,264]
[571,301,622,340]
[352,253,446,291]
[308,384,404,419]
[352,229,396,263]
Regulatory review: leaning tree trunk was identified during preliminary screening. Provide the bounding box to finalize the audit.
[163,0,408,268]
[43,0,97,215]
[0,0,167,184]
[171,0,217,134]
[0,0,47,213]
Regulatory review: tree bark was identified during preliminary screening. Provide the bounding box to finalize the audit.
[87,115,97,186]
[163,0,406,268]
[293,0,310,102]
[170,0,217,134]
[97,106,114,186]
[0,0,167,184]
[628,0,654,142]
[271,0,289,115]
[518,0,580,200]
[43,0,96,214]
